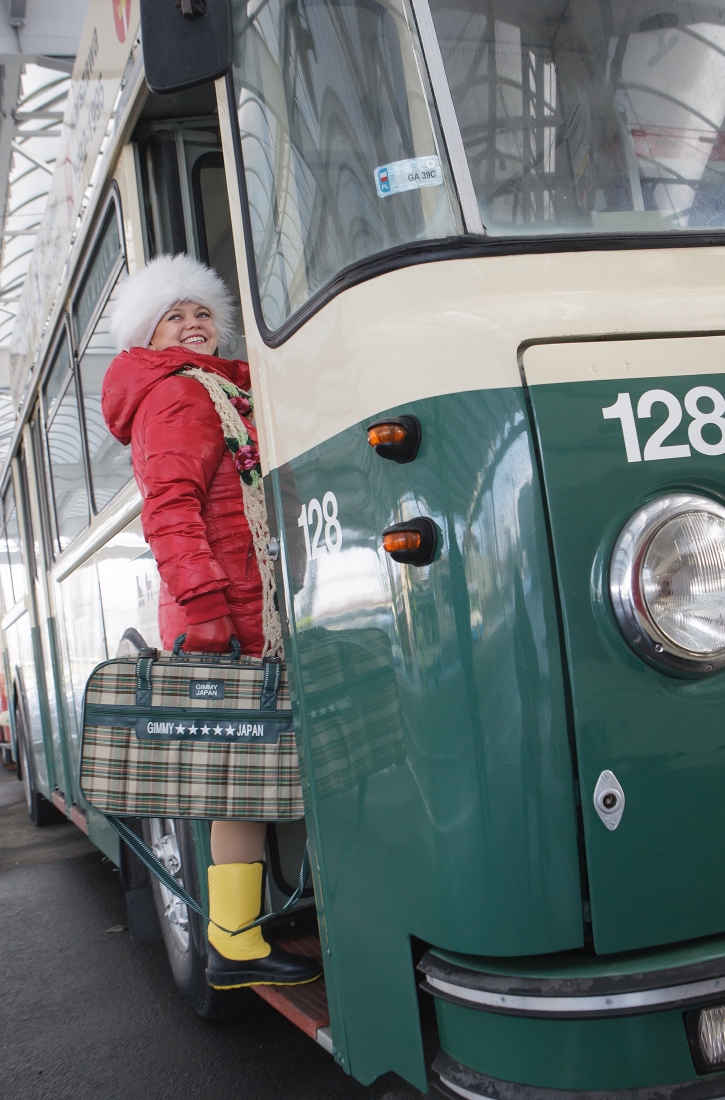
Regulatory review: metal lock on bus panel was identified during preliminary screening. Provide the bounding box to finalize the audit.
[593,771,625,830]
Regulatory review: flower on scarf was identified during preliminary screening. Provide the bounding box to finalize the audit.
[233,443,260,472]
[229,395,251,415]
[216,378,261,485]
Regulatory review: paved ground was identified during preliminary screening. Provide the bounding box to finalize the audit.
[0,766,428,1100]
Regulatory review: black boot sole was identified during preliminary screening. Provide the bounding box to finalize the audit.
[205,944,323,989]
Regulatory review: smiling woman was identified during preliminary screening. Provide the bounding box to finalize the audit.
[100,251,322,993]
[148,302,217,354]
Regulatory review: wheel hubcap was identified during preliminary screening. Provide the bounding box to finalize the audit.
[149,819,190,952]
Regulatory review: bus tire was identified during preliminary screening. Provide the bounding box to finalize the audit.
[141,817,241,1020]
[16,709,65,828]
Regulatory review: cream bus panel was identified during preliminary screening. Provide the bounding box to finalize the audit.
[231,246,725,471]
[523,336,725,387]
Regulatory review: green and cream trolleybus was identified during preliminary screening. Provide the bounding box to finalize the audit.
[6,0,725,1095]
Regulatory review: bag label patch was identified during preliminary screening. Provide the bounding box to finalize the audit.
[136,717,288,744]
[189,679,225,699]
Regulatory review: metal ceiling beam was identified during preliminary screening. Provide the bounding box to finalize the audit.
[10,139,53,173]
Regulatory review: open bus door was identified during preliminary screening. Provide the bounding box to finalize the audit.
[112,77,326,1033]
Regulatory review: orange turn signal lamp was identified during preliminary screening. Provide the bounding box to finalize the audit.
[368,423,406,447]
[366,415,421,463]
[382,517,437,566]
[382,529,422,555]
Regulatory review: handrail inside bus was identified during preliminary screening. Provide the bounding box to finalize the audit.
[51,480,141,584]
[1,596,29,633]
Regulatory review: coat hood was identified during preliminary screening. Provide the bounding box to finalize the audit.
[102,346,251,445]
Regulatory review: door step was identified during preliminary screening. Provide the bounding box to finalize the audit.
[251,935,330,1046]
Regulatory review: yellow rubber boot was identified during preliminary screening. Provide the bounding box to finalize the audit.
[205,861,323,989]
[207,862,271,962]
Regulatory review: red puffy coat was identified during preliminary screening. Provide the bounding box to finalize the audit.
[102,345,264,655]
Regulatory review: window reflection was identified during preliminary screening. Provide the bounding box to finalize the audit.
[74,207,122,346]
[44,338,90,552]
[232,0,458,328]
[431,0,725,234]
[0,481,23,610]
[78,276,132,512]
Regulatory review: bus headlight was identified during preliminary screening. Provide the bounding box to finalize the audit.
[609,494,725,675]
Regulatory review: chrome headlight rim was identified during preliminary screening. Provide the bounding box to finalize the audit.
[609,493,725,677]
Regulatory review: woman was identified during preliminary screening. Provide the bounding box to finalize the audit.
[102,253,321,990]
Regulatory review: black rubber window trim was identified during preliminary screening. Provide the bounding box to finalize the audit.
[224,76,725,351]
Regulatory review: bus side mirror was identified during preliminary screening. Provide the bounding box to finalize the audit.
[140,0,233,95]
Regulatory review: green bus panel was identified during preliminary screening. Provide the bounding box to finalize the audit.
[270,388,583,1087]
[435,999,701,1090]
[527,357,725,955]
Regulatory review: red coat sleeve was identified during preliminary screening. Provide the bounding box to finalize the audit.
[132,375,231,621]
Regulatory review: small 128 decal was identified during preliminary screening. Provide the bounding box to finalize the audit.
[298,491,343,560]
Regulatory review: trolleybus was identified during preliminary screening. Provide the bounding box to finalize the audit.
[7,0,725,1095]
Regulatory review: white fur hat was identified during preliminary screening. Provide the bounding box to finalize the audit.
[110,253,235,351]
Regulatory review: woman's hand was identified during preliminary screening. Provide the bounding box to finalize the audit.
[182,615,234,653]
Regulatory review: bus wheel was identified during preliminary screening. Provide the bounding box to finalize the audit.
[16,710,64,827]
[141,817,241,1020]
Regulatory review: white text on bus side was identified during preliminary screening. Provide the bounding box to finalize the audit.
[297,492,343,560]
[602,386,725,462]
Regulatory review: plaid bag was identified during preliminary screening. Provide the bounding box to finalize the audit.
[79,646,303,820]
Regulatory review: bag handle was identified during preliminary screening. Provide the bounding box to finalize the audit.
[171,633,242,660]
[107,815,310,937]
[134,646,283,710]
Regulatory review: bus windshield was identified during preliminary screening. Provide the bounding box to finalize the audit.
[431,0,725,236]
[231,0,460,330]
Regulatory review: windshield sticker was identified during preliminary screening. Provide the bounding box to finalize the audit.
[374,156,443,197]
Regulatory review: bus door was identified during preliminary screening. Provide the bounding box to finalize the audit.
[524,337,725,954]
[130,90,312,922]
[133,106,245,358]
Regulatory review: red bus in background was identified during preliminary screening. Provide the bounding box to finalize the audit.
[0,665,11,767]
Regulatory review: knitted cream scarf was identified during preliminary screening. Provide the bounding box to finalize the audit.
[180,367,284,660]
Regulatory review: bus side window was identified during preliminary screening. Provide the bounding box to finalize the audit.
[42,334,90,555]
[77,279,132,512]
[73,202,132,514]
[0,477,26,608]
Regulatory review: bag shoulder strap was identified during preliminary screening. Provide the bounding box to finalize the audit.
[108,815,309,937]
